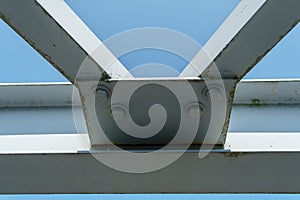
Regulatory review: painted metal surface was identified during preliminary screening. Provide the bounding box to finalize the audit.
[1,0,300,193]
[229,105,300,132]
[0,0,130,81]
[0,107,80,135]
[0,80,298,107]
[1,0,300,149]
[0,80,300,151]
[0,134,83,153]
[0,81,299,193]
[182,0,300,79]
[234,79,300,104]
[0,82,74,108]
[79,79,234,146]
[181,0,267,77]
[0,152,300,194]
[225,133,300,152]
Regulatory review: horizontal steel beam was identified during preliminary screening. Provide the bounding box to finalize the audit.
[2,132,300,153]
[0,80,299,107]
[1,80,299,136]
[226,133,300,152]
[0,82,298,193]
[0,82,74,108]
[0,152,299,194]
[0,134,83,153]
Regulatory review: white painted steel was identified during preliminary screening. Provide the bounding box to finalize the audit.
[181,0,267,77]
[37,0,131,79]
[182,0,300,79]
[0,80,300,153]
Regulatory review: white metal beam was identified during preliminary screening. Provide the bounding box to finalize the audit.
[0,81,299,193]
[0,0,131,82]
[226,133,300,152]
[0,80,300,150]
[0,134,83,153]
[36,0,131,79]
[0,152,299,194]
[181,0,300,79]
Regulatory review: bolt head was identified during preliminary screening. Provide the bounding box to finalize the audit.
[110,105,127,121]
[186,102,204,119]
[95,87,109,102]
[204,85,223,102]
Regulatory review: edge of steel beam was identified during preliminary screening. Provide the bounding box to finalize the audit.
[0,0,131,82]
[36,0,132,79]
[181,0,300,79]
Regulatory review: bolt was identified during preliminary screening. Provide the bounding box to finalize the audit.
[110,105,127,121]
[95,87,109,102]
[204,85,223,102]
[186,102,204,119]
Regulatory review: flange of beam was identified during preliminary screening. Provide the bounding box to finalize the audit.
[0,0,131,82]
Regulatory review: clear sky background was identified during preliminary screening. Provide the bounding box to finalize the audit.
[0,0,300,198]
[0,0,300,82]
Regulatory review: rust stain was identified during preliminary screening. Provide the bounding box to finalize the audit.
[224,152,246,158]
[251,98,260,105]
[221,81,238,144]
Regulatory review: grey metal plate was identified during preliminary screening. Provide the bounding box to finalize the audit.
[78,79,236,147]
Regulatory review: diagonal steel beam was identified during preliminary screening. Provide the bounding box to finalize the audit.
[181,0,300,79]
[1,0,298,147]
[0,0,131,83]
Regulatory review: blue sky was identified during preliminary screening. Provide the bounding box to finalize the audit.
[1,0,300,82]
[1,0,300,198]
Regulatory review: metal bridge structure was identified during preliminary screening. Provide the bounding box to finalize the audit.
[0,0,300,194]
